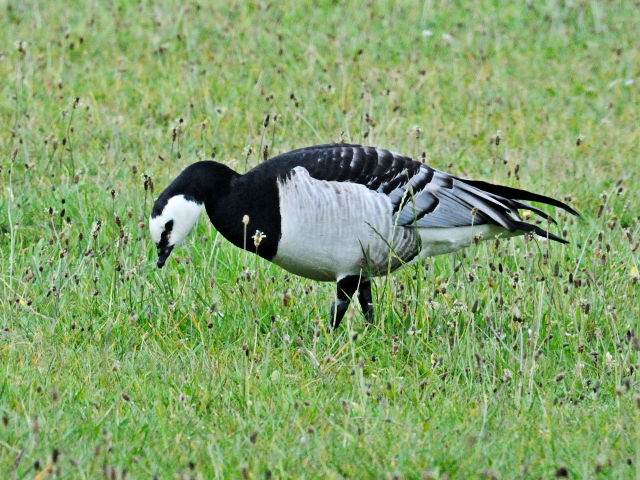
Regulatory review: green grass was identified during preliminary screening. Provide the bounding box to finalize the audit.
[1,0,639,478]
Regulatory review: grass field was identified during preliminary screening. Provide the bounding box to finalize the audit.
[2,1,639,478]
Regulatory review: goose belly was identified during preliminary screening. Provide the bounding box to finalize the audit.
[272,168,419,281]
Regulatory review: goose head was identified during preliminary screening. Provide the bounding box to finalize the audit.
[149,194,204,268]
[150,161,240,268]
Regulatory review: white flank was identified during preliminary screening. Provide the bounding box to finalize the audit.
[273,167,415,281]
[415,224,515,259]
[149,194,204,246]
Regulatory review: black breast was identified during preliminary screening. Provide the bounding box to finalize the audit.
[206,172,281,260]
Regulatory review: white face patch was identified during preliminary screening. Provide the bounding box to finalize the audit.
[149,195,204,247]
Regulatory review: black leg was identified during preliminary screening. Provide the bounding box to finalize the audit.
[330,275,375,329]
[330,276,360,330]
[357,277,374,324]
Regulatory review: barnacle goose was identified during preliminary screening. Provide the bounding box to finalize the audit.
[150,144,578,329]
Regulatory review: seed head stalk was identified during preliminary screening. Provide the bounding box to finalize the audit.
[5,149,18,321]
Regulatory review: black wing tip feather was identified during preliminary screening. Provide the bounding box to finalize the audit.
[457,178,580,217]
[452,176,577,244]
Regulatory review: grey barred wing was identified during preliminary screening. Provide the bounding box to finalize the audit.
[279,144,515,229]
[269,143,575,242]
[390,168,510,228]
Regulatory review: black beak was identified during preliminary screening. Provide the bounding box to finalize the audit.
[157,245,174,268]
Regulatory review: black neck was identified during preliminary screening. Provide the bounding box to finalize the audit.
[205,167,281,260]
